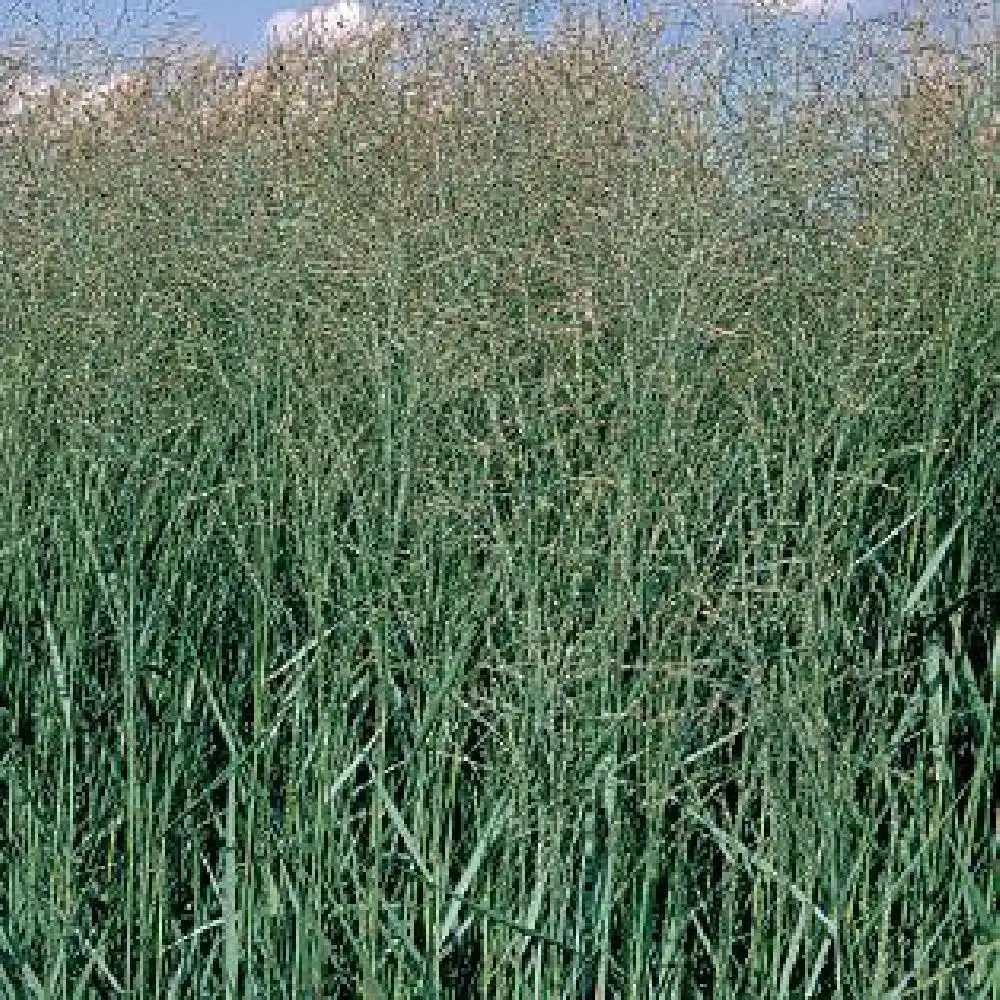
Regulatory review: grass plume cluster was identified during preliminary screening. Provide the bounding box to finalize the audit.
[0,1,997,996]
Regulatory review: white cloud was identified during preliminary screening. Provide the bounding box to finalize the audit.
[175,4,403,136]
[1,5,401,143]
[1,70,145,141]
[2,72,58,122]
[266,4,384,52]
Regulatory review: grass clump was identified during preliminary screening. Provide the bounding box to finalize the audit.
[0,1,997,997]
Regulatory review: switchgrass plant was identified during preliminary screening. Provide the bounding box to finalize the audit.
[0,1,997,997]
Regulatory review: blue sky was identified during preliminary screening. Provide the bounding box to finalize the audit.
[2,0,992,221]
[2,0,988,78]
[169,0,904,60]
[154,0,987,170]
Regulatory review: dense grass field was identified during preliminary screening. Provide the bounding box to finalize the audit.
[0,1,997,996]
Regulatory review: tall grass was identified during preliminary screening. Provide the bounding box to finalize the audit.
[0,1,997,997]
